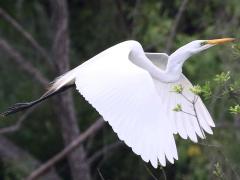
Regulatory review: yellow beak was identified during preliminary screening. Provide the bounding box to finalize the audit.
[207,38,236,45]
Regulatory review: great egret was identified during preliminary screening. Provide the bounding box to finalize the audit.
[0,38,235,167]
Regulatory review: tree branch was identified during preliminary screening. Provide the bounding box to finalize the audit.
[216,123,240,129]
[114,0,131,37]
[130,0,141,38]
[50,0,91,179]
[0,135,61,180]
[87,141,124,165]
[0,38,49,87]
[27,118,105,180]
[165,0,189,53]
[0,7,53,67]
[0,108,34,134]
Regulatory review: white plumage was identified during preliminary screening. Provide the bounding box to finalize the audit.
[75,41,178,167]
[50,40,220,167]
[4,38,235,167]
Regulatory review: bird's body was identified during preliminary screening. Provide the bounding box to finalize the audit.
[1,38,235,167]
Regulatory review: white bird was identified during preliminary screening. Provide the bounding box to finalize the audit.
[1,38,235,167]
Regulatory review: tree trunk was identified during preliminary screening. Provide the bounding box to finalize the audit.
[51,0,91,180]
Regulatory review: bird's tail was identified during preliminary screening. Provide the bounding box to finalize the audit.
[0,67,78,117]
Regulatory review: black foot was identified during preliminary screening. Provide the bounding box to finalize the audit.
[0,102,33,116]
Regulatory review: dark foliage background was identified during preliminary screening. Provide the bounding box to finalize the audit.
[0,0,240,179]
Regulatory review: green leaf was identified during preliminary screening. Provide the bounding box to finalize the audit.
[229,105,240,115]
[201,81,212,99]
[172,84,183,94]
[213,162,224,179]
[214,71,231,84]
[189,85,202,95]
[173,104,182,112]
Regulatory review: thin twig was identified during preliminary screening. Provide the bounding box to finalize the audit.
[216,123,240,129]
[50,0,92,179]
[180,110,196,117]
[143,164,159,180]
[180,93,193,104]
[0,38,49,87]
[218,150,240,179]
[97,168,105,180]
[0,7,53,67]
[160,166,167,180]
[0,135,61,180]
[114,0,131,37]
[193,96,199,104]
[179,92,206,138]
[0,108,34,134]
[130,0,141,38]
[27,118,105,180]
[165,0,189,53]
[198,142,221,148]
[200,143,240,179]
[192,97,206,138]
[87,141,124,165]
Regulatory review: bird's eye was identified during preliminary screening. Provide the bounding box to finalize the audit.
[200,41,207,46]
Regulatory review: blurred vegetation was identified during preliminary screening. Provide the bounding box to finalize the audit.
[0,0,240,179]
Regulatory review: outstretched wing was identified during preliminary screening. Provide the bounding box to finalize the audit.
[147,53,215,142]
[75,41,177,167]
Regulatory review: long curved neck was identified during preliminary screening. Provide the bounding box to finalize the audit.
[165,47,192,81]
[130,45,180,82]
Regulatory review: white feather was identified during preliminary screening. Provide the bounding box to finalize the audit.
[148,54,215,141]
[74,41,177,167]
[49,40,215,167]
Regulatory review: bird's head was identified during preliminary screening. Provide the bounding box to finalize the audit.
[168,38,235,72]
[165,38,236,81]
[182,38,235,55]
